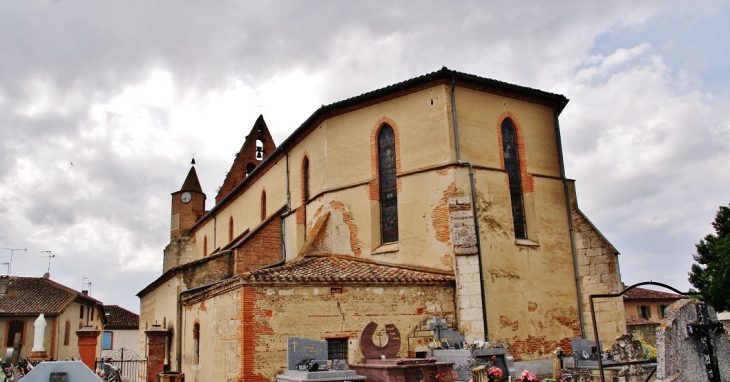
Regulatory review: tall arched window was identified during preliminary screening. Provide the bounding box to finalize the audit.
[193,322,200,364]
[229,216,234,242]
[378,125,398,243]
[261,191,267,221]
[501,119,527,239]
[203,236,208,256]
[302,156,310,202]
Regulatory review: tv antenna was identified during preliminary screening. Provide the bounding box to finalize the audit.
[82,277,92,294]
[0,248,26,276]
[40,251,55,274]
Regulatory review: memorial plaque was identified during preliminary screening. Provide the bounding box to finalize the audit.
[49,372,68,382]
[287,337,328,371]
[359,322,401,359]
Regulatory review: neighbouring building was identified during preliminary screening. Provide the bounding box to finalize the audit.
[138,68,626,382]
[0,275,105,362]
[101,305,140,359]
[623,286,683,345]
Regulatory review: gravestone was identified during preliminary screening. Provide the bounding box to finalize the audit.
[656,299,730,382]
[287,337,329,371]
[426,316,465,349]
[359,322,401,359]
[611,333,648,382]
[571,338,610,367]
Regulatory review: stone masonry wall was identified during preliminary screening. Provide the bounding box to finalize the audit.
[163,237,193,273]
[573,207,626,345]
[241,283,456,382]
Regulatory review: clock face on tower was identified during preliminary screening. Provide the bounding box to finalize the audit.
[181,192,192,204]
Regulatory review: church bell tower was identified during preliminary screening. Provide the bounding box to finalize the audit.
[171,160,206,239]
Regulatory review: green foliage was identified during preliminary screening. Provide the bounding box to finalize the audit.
[689,204,730,312]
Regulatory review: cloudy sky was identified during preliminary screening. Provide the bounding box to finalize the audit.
[1,1,729,313]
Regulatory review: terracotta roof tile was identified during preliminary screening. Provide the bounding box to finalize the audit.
[103,305,139,329]
[0,277,100,315]
[623,287,684,301]
[244,255,455,284]
[625,315,657,326]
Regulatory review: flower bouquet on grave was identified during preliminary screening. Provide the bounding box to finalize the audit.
[429,357,437,363]
[434,370,458,382]
[487,366,503,381]
[396,358,405,365]
[518,370,538,382]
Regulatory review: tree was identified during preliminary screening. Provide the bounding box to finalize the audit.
[689,204,730,312]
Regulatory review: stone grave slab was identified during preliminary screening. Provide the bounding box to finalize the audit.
[22,361,100,382]
[359,322,401,359]
[426,316,465,349]
[288,337,329,371]
[656,299,730,382]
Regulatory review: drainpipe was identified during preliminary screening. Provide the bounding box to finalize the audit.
[554,101,586,338]
[176,287,183,371]
[451,75,489,341]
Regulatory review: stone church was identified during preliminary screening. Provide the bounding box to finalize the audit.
[137,68,625,382]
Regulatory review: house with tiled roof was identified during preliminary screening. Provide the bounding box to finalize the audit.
[100,305,140,359]
[0,275,105,362]
[623,285,684,345]
[138,68,626,381]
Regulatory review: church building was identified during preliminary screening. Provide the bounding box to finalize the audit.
[137,68,625,382]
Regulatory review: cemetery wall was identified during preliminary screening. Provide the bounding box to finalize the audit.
[240,283,456,382]
[138,273,184,370]
[572,206,626,345]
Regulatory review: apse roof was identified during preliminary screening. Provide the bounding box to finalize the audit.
[243,254,455,284]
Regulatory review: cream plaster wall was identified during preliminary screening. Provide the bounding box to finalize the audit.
[139,275,183,370]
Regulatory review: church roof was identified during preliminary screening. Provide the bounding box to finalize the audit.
[623,287,684,301]
[102,305,139,330]
[243,255,455,284]
[0,276,101,316]
[180,165,203,193]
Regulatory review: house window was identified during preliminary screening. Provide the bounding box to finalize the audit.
[327,338,348,362]
[302,156,310,202]
[102,331,113,350]
[193,323,200,364]
[64,320,70,345]
[80,306,84,319]
[658,305,668,318]
[501,119,527,239]
[378,125,398,243]
[261,191,267,221]
[229,216,234,242]
[6,320,24,347]
[90,307,94,321]
[638,305,651,319]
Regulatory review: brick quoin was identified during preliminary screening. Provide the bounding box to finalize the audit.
[496,112,534,193]
[240,286,274,382]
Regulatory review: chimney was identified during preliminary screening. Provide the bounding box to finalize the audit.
[82,290,89,296]
[0,275,8,296]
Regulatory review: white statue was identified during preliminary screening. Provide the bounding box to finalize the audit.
[32,314,46,351]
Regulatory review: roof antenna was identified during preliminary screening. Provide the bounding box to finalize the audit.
[40,251,55,276]
[0,248,26,276]
[82,277,92,295]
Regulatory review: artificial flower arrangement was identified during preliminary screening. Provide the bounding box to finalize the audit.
[428,357,437,363]
[396,358,405,365]
[434,370,457,382]
[487,366,503,381]
[518,370,538,382]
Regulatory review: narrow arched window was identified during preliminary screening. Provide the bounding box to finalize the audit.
[302,157,310,202]
[193,322,200,364]
[64,320,70,345]
[261,191,267,221]
[378,125,398,243]
[502,119,527,239]
[229,216,234,242]
[203,236,208,256]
